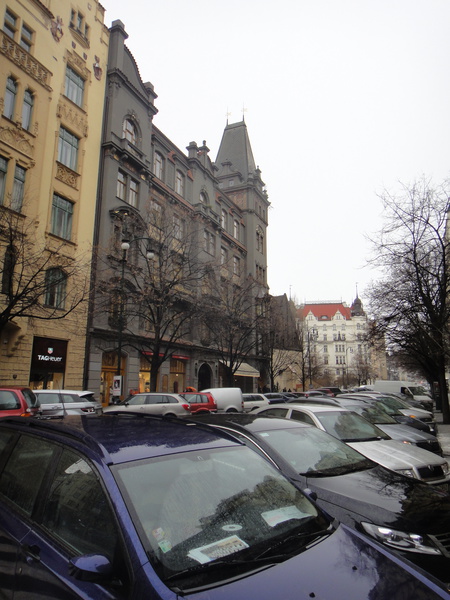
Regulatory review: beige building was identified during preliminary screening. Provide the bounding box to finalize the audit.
[0,1,108,387]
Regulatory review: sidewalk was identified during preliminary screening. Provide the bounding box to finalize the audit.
[435,411,450,457]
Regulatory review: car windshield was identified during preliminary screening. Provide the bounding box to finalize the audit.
[348,405,396,425]
[373,396,410,412]
[315,411,390,442]
[113,445,330,591]
[256,426,373,476]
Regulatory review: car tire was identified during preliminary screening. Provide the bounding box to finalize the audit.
[226,408,238,413]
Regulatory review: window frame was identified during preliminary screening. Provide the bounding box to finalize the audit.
[64,65,85,107]
[175,170,185,197]
[21,88,34,131]
[153,151,164,180]
[51,193,74,240]
[44,268,67,309]
[4,76,17,120]
[11,164,25,211]
[58,127,79,172]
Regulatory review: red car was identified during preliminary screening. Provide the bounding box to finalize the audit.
[178,392,217,414]
[0,387,41,418]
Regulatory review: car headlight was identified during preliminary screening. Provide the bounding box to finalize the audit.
[443,462,449,476]
[361,523,441,555]
[396,468,415,478]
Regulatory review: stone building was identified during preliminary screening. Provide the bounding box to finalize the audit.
[86,20,269,404]
[0,0,108,387]
[297,296,387,388]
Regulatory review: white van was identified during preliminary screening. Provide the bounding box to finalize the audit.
[373,380,433,410]
[200,388,244,412]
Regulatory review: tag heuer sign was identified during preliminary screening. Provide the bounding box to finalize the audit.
[31,337,68,371]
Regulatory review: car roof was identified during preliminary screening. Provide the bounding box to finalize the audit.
[187,412,312,433]
[0,413,241,464]
[269,403,350,414]
[34,390,94,395]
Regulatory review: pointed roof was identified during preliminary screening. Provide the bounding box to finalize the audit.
[215,121,257,179]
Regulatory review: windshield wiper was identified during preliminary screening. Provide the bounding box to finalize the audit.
[254,526,333,560]
[302,462,372,477]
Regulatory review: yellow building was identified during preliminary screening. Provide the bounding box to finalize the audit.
[0,1,109,388]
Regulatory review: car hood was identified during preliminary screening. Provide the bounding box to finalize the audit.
[304,465,450,535]
[183,524,448,599]
[347,439,446,470]
[376,423,436,442]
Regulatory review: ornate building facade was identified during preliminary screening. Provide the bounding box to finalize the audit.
[0,0,108,387]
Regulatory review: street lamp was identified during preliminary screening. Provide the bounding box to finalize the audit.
[307,328,318,387]
[115,237,154,401]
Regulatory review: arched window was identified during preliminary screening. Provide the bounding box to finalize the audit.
[123,118,137,145]
[44,268,67,308]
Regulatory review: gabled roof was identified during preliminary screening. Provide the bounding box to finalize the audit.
[215,121,257,179]
[298,303,352,321]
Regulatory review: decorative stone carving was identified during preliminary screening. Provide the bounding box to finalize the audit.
[0,31,52,91]
[57,100,88,137]
[0,125,34,158]
[56,162,79,189]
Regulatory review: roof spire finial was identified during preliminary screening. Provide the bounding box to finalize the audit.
[225,107,231,125]
[242,102,247,122]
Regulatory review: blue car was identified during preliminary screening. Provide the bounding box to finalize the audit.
[0,413,448,599]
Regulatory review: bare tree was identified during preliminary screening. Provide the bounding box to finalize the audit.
[95,203,209,392]
[0,206,88,336]
[200,275,266,387]
[264,295,300,390]
[366,178,450,421]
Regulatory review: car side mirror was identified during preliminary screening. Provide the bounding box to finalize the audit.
[69,553,113,583]
[303,488,318,502]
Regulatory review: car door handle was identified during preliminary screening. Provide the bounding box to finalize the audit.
[22,543,41,563]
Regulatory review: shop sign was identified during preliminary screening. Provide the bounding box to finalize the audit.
[31,337,68,371]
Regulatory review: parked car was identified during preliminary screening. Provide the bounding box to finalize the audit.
[254,404,450,486]
[0,414,449,599]
[339,393,438,435]
[104,392,190,416]
[34,390,103,418]
[191,412,450,584]
[292,390,331,399]
[242,393,270,412]
[0,387,40,418]
[317,387,343,397]
[330,398,443,455]
[200,387,244,412]
[263,392,292,404]
[178,391,217,414]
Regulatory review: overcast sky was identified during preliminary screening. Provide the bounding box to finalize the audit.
[103,0,450,306]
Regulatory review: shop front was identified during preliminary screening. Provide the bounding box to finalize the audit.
[29,337,68,390]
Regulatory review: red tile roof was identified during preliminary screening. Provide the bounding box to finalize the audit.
[298,303,352,321]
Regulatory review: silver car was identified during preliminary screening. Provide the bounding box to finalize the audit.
[35,390,103,418]
[242,393,270,412]
[104,392,190,417]
[255,403,450,486]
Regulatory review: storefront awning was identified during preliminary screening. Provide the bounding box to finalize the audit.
[221,361,260,378]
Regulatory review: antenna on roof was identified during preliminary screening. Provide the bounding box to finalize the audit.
[242,103,247,122]
[225,108,231,125]
[355,282,359,299]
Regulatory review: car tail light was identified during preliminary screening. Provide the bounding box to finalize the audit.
[81,407,95,413]
[20,409,32,417]
[182,404,190,412]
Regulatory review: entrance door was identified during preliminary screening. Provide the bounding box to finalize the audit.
[197,363,212,391]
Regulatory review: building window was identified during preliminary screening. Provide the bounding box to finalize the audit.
[154,152,164,179]
[21,89,33,130]
[233,256,240,276]
[233,220,239,240]
[204,230,215,256]
[116,170,138,207]
[1,245,16,296]
[20,24,33,52]
[11,165,25,211]
[70,10,89,41]
[173,214,184,240]
[123,119,137,145]
[175,170,184,196]
[3,10,17,39]
[256,228,264,253]
[221,247,227,265]
[0,156,8,204]
[221,209,227,229]
[58,127,79,171]
[200,192,207,205]
[65,66,84,107]
[51,194,73,240]
[4,77,17,120]
[45,268,67,308]
[128,179,138,207]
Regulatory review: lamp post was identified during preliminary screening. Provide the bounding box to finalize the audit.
[114,237,154,402]
[307,328,317,387]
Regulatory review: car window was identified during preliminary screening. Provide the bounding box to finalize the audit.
[127,395,146,406]
[316,411,389,441]
[37,393,60,405]
[0,434,55,515]
[261,408,288,417]
[290,411,316,426]
[60,394,80,403]
[22,389,38,408]
[0,391,20,410]
[146,395,160,404]
[41,449,119,561]
[0,430,14,456]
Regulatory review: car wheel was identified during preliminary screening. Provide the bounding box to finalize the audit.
[226,408,238,413]
[164,413,177,418]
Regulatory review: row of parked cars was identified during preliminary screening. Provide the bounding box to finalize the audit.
[1,384,450,597]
